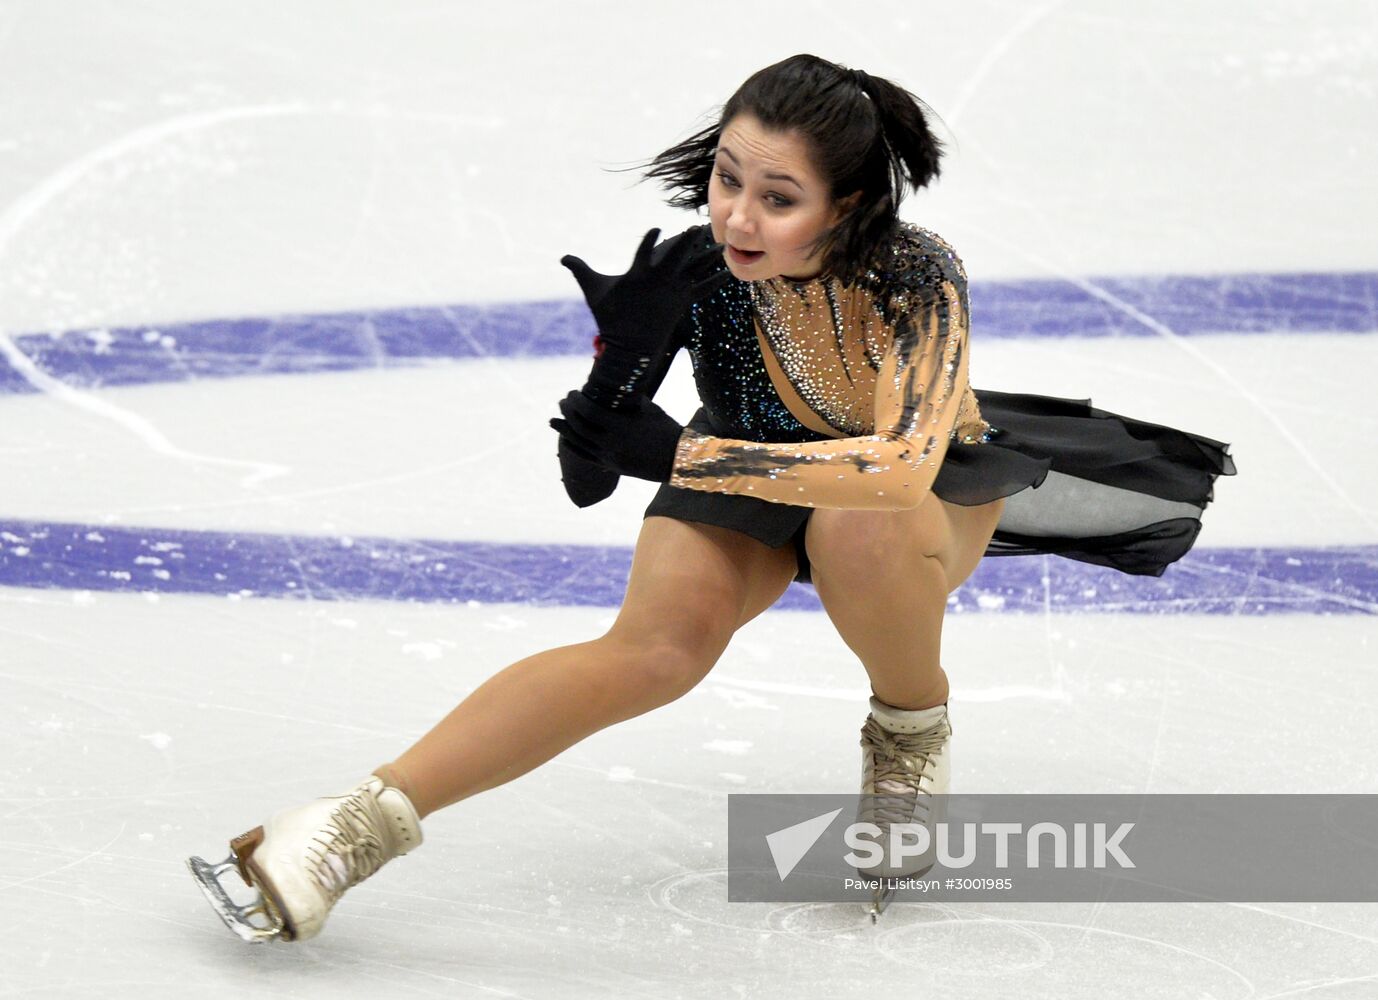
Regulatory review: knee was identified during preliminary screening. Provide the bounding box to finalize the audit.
[635,641,718,704]
[807,506,941,586]
[597,635,719,707]
[603,598,736,703]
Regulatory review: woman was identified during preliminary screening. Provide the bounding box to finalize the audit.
[188,54,1235,941]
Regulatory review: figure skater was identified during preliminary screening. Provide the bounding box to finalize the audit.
[188,53,1235,939]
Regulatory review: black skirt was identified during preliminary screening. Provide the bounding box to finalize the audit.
[644,389,1237,584]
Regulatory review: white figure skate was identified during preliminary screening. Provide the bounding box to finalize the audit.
[855,699,951,922]
[186,775,422,943]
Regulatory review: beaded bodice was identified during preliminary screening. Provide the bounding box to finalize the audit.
[669,222,989,511]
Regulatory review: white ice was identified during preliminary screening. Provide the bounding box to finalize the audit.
[2,2,1377,998]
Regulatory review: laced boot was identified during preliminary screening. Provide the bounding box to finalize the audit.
[187,775,423,943]
[855,697,951,920]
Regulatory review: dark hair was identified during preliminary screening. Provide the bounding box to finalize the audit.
[636,54,947,281]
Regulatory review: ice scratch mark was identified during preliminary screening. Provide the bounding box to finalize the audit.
[875,915,1256,991]
[0,331,291,488]
[945,1,1069,128]
[1227,901,1378,947]
[0,101,503,489]
[962,219,1374,534]
[0,105,315,487]
[709,674,1071,705]
[0,822,127,892]
[1256,973,1378,1000]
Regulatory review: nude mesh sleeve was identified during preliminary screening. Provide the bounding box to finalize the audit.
[667,278,970,511]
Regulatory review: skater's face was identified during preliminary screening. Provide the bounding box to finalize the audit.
[709,112,857,282]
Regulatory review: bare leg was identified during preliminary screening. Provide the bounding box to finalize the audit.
[804,494,1004,709]
[377,517,799,818]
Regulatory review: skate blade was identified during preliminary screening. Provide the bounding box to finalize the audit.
[866,862,933,923]
[186,848,286,944]
[870,885,897,923]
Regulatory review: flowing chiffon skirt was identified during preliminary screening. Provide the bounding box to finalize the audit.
[644,388,1237,582]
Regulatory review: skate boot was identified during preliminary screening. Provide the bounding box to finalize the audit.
[855,697,951,921]
[186,775,422,943]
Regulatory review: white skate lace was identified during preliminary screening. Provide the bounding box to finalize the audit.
[860,715,949,826]
[303,793,388,902]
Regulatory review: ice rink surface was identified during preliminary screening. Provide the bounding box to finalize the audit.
[2,1,1376,997]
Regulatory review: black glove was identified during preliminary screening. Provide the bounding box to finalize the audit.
[556,226,727,507]
[560,227,728,409]
[557,434,621,508]
[549,390,685,483]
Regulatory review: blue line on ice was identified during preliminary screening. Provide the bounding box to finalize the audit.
[1,521,1372,614]
[1,270,1374,395]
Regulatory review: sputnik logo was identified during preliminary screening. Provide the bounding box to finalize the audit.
[764,808,843,881]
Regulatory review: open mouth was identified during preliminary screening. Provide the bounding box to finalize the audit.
[728,245,765,264]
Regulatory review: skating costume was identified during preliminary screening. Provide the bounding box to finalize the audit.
[187,223,1238,942]
[643,222,1236,580]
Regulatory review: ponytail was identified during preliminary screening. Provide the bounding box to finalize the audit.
[849,67,944,195]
